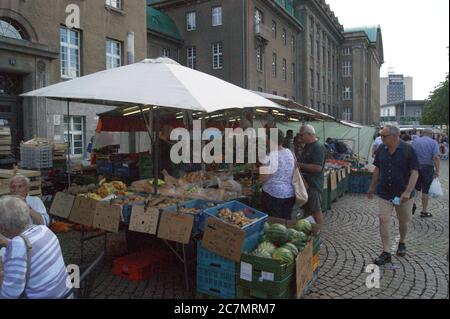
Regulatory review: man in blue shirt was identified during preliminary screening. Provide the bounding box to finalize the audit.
[411,128,440,217]
[368,125,419,265]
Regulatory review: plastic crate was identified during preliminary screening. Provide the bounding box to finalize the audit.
[112,249,175,282]
[181,200,223,236]
[201,201,268,237]
[236,285,291,299]
[20,145,53,169]
[313,267,320,281]
[196,265,236,299]
[197,241,236,273]
[240,253,295,283]
[313,236,321,255]
[96,160,114,175]
[237,267,294,296]
[312,254,320,271]
[349,174,372,194]
[320,188,328,213]
[114,162,138,179]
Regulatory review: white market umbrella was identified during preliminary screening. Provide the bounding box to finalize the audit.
[21,58,279,112]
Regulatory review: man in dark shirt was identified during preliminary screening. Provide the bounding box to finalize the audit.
[368,125,419,266]
[298,124,326,227]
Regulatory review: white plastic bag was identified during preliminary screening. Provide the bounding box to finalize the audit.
[429,178,443,198]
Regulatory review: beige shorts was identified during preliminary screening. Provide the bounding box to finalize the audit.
[378,197,413,222]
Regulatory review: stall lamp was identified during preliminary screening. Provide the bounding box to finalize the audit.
[255,109,268,113]
[123,106,139,113]
[124,107,150,116]
[289,118,300,122]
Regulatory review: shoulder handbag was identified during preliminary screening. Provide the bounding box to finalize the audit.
[290,150,308,207]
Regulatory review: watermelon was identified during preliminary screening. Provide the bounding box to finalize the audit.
[266,224,289,245]
[293,231,308,250]
[272,247,294,264]
[257,241,276,255]
[295,219,312,235]
[282,243,299,256]
[251,248,272,259]
[264,222,270,232]
[287,228,301,242]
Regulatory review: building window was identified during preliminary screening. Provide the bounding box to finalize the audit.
[291,35,295,52]
[343,60,352,77]
[273,91,278,96]
[162,48,170,57]
[282,59,287,81]
[292,63,296,83]
[0,18,28,40]
[317,73,320,91]
[310,99,314,108]
[255,8,263,24]
[272,53,277,77]
[328,51,331,70]
[212,6,222,26]
[212,42,223,69]
[310,69,314,88]
[105,0,121,9]
[187,46,196,69]
[186,11,196,31]
[258,87,263,92]
[322,46,326,65]
[343,108,352,121]
[316,41,320,61]
[64,116,84,156]
[60,26,80,79]
[323,76,326,93]
[256,46,263,72]
[343,86,353,100]
[343,47,352,56]
[272,21,277,39]
[282,28,287,45]
[106,38,122,69]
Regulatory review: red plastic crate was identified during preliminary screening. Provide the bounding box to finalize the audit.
[112,248,175,281]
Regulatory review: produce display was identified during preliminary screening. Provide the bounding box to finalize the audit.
[251,219,313,264]
[217,208,256,228]
[111,194,147,205]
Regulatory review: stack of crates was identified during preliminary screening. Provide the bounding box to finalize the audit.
[237,253,295,299]
[196,241,236,299]
[349,171,373,193]
[138,153,153,179]
[20,144,52,169]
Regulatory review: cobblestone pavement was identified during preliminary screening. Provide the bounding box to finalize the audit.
[58,161,449,299]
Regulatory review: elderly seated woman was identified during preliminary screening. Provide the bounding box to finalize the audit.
[0,196,73,299]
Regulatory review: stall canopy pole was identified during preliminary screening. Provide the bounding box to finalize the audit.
[67,100,71,186]
[358,128,361,163]
[154,108,160,195]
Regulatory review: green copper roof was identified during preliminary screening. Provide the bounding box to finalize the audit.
[344,25,380,43]
[147,7,182,41]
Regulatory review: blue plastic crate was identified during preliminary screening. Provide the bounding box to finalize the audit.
[96,160,114,175]
[197,265,236,299]
[182,200,223,236]
[201,201,268,238]
[114,162,138,179]
[197,241,236,272]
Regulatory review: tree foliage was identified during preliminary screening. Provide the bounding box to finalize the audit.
[421,74,449,125]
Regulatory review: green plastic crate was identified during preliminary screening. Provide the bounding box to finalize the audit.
[240,253,295,282]
[237,270,294,296]
[236,285,292,299]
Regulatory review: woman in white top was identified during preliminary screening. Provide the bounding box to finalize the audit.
[260,130,296,219]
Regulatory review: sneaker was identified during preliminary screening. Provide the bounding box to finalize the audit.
[374,252,392,266]
[397,243,407,257]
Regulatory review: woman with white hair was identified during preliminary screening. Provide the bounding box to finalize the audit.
[0,196,73,299]
[9,175,49,226]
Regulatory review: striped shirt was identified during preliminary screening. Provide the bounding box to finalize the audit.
[0,225,72,299]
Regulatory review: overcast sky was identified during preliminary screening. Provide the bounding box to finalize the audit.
[326,0,449,100]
